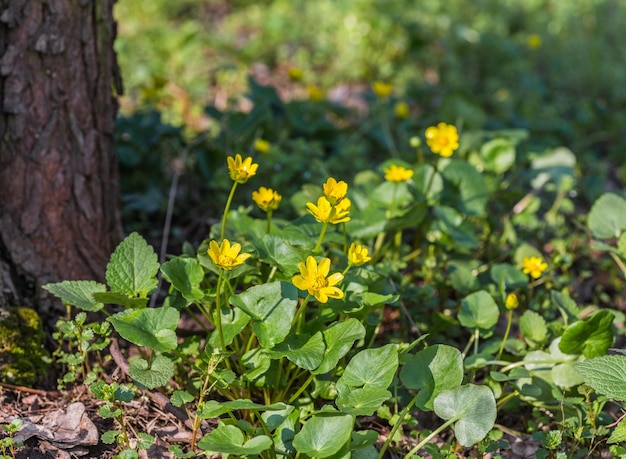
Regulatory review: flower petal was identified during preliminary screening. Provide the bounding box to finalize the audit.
[317,258,331,277]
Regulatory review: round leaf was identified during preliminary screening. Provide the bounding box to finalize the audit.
[292,413,354,458]
[433,384,497,447]
[458,291,499,334]
[587,193,626,239]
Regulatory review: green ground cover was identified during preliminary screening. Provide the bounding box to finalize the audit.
[7,1,626,458]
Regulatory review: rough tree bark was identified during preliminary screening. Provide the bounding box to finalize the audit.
[0,0,123,322]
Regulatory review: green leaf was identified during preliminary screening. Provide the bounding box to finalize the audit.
[106,232,159,297]
[480,137,516,174]
[313,319,366,375]
[207,304,250,348]
[92,292,148,309]
[559,310,614,358]
[433,384,497,447]
[292,413,354,458]
[220,399,289,412]
[551,290,580,325]
[128,354,175,389]
[101,430,120,444]
[609,418,626,444]
[530,147,576,190]
[519,310,548,347]
[160,257,205,302]
[230,281,298,348]
[588,193,626,239]
[252,234,309,276]
[336,387,391,416]
[43,280,106,312]
[576,355,626,400]
[98,405,122,419]
[108,307,179,352]
[197,424,272,455]
[338,344,398,390]
[400,344,464,411]
[441,159,488,216]
[170,390,194,407]
[136,432,155,450]
[458,291,499,335]
[448,263,480,295]
[269,332,325,371]
[490,264,528,289]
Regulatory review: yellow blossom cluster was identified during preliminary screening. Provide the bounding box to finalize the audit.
[306,177,351,224]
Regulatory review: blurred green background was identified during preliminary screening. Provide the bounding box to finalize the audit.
[113,0,626,244]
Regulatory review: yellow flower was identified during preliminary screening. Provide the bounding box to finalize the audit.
[323,177,348,205]
[384,164,414,183]
[522,256,548,279]
[394,102,409,119]
[307,84,325,102]
[372,81,393,99]
[288,67,304,82]
[348,243,371,267]
[425,122,460,158]
[227,154,258,184]
[527,34,542,50]
[208,239,251,271]
[254,139,270,154]
[505,293,519,310]
[292,256,344,303]
[306,196,351,224]
[252,187,282,213]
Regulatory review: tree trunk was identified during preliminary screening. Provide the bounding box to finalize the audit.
[0,0,123,322]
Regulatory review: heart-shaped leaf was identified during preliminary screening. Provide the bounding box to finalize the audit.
[197,424,272,455]
[433,384,497,446]
[160,257,205,302]
[400,344,464,410]
[292,413,354,458]
[458,291,499,335]
[559,310,614,358]
[313,319,366,375]
[108,307,179,352]
[588,193,626,239]
[338,344,398,390]
[231,281,298,348]
[128,354,175,389]
[269,332,325,371]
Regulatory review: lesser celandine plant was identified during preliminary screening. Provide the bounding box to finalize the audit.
[42,113,624,459]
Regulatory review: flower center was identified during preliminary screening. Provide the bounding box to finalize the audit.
[437,135,449,147]
[218,254,235,266]
[311,275,328,291]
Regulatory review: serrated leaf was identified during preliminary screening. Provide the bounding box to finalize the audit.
[101,430,120,444]
[108,307,179,352]
[197,424,272,455]
[400,344,464,411]
[93,292,148,309]
[559,310,614,358]
[609,418,626,444]
[171,390,195,407]
[161,257,205,302]
[458,291,499,334]
[128,354,175,389]
[292,413,354,458]
[576,355,626,400]
[99,405,122,418]
[106,232,159,297]
[433,384,497,447]
[137,432,155,450]
[43,280,106,311]
[588,193,626,239]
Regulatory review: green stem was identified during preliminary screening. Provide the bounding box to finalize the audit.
[288,373,315,404]
[221,181,239,240]
[496,309,513,362]
[403,418,457,459]
[423,161,438,202]
[314,221,329,253]
[292,294,311,333]
[266,210,273,234]
[377,392,419,459]
[342,222,348,254]
[215,270,227,352]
